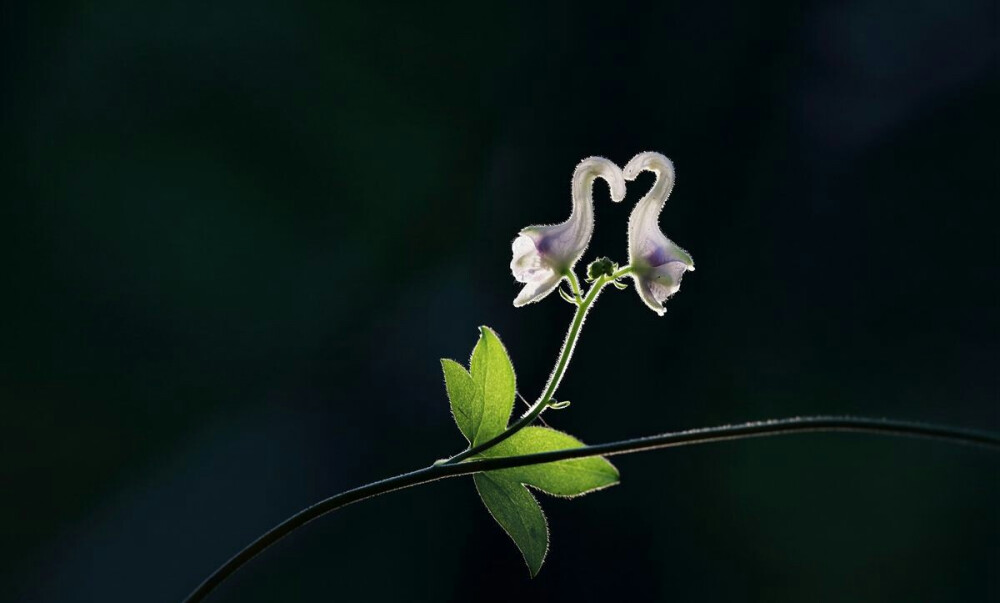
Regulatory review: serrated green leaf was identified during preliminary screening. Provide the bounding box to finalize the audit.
[480,426,619,497]
[474,473,548,577]
[441,359,478,443]
[468,326,516,445]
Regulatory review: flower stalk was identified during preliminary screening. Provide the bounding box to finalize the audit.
[443,270,621,465]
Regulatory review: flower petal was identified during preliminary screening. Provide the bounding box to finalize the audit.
[624,151,694,315]
[509,156,626,308]
[513,269,563,307]
[624,152,676,267]
[510,232,547,283]
[646,237,695,271]
[633,277,668,316]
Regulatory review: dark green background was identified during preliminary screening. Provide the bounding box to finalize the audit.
[2,1,997,601]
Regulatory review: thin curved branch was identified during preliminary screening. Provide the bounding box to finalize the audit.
[184,416,999,602]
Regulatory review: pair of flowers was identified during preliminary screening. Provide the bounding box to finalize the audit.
[510,152,695,315]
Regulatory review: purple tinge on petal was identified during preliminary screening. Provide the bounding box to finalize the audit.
[645,243,687,268]
[633,244,693,315]
[535,222,582,258]
[516,221,585,271]
[534,234,553,253]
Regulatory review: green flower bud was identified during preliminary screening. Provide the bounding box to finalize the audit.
[586,257,617,281]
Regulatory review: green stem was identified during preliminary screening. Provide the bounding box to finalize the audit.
[565,269,582,300]
[183,416,1000,603]
[610,265,633,280]
[445,273,613,464]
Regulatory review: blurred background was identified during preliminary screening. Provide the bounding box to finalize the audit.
[2,1,997,601]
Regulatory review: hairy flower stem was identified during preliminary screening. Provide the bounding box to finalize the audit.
[184,416,999,602]
[565,270,583,299]
[444,270,622,465]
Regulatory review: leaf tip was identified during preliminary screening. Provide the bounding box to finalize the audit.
[477,325,499,341]
[527,559,544,578]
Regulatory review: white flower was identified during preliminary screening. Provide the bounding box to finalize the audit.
[623,152,695,316]
[510,157,626,307]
